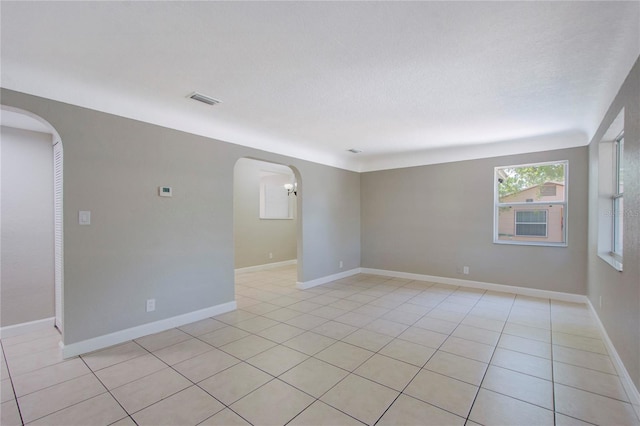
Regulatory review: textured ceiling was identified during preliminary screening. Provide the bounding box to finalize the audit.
[1,1,638,171]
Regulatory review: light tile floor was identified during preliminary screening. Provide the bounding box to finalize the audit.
[2,266,639,425]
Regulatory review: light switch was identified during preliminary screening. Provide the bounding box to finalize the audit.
[79,210,91,225]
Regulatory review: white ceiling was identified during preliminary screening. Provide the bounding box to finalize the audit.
[1,2,638,172]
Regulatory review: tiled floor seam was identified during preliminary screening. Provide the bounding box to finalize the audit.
[552,341,611,356]
[14,370,98,401]
[8,269,634,426]
[371,287,494,425]
[82,338,227,423]
[371,331,458,425]
[464,291,517,424]
[22,388,116,425]
[77,352,145,426]
[1,340,25,426]
[467,300,556,412]
[166,321,337,425]
[289,335,391,424]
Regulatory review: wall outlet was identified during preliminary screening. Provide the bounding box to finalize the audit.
[269,252,273,259]
[146,298,156,312]
[463,266,469,275]
[339,260,343,269]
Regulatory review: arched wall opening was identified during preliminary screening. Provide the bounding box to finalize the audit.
[0,105,64,338]
[232,157,302,292]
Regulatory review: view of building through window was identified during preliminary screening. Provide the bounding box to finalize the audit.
[495,161,568,246]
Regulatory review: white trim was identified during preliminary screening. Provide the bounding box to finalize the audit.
[360,268,587,303]
[586,299,640,415]
[61,301,236,358]
[235,259,297,274]
[296,268,361,290]
[0,317,56,339]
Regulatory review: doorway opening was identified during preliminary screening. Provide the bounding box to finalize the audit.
[232,158,302,310]
[0,106,64,337]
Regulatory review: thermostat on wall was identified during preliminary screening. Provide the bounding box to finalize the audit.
[158,186,172,197]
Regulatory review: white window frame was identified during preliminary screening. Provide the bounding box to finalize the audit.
[597,109,623,271]
[514,209,548,238]
[611,133,624,259]
[493,160,568,247]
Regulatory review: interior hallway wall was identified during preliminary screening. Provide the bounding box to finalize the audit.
[1,126,55,327]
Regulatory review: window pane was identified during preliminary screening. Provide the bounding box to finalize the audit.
[516,210,546,223]
[497,206,564,243]
[497,163,566,203]
[516,223,546,236]
[613,197,623,255]
[617,138,624,194]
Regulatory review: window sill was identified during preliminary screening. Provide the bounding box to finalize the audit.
[598,252,623,272]
[494,240,567,248]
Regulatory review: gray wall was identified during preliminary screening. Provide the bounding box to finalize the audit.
[0,88,361,345]
[361,147,588,294]
[234,158,297,268]
[1,126,55,326]
[587,57,640,389]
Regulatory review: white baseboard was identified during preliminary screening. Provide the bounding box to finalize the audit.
[586,299,640,415]
[360,268,587,303]
[61,301,236,358]
[235,259,297,274]
[296,268,361,290]
[0,317,56,339]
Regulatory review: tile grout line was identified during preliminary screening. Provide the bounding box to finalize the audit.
[196,313,357,425]
[119,339,235,424]
[548,303,600,426]
[367,283,491,424]
[0,339,25,426]
[463,290,517,424]
[231,274,620,424]
[15,351,131,426]
[250,278,632,424]
[8,267,625,426]
[322,281,488,423]
[140,331,258,424]
[279,275,430,425]
[286,304,398,422]
[244,273,596,424]
[373,284,515,423]
[79,353,139,426]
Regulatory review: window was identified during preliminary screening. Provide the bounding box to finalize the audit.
[515,210,547,237]
[494,160,567,246]
[597,109,624,271]
[612,135,624,257]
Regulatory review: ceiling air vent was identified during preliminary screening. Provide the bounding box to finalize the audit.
[188,92,222,106]
[347,148,362,154]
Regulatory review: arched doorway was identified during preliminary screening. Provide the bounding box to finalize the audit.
[232,158,302,305]
[1,106,64,336]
